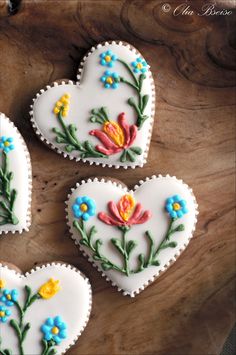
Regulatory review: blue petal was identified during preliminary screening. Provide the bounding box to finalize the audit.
[182,207,188,214]
[3,289,10,295]
[176,210,183,218]
[104,70,111,75]
[112,54,117,60]
[104,83,110,89]
[137,57,142,62]
[88,208,96,216]
[75,197,83,205]
[59,330,67,339]
[101,76,106,82]
[166,197,174,204]
[107,50,112,55]
[46,317,54,326]
[170,211,177,219]
[8,138,13,143]
[166,204,173,212]
[59,322,67,330]
[44,333,52,341]
[180,199,187,206]
[4,147,10,153]
[100,59,106,66]
[53,335,62,344]
[100,53,105,58]
[112,83,118,89]
[112,72,119,79]
[173,195,181,202]
[5,309,11,316]
[1,317,7,323]
[6,301,14,307]
[141,68,147,73]
[134,68,139,73]
[1,136,6,142]
[82,213,90,221]
[72,204,79,212]
[108,62,113,68]
[54,316,63,326]
[41,324,51,334]
[142,61,147,67]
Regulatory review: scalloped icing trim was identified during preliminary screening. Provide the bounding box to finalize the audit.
[0,113,32,234]
[65,175,199,297]
[30,40,155,169]
[0,261,92,354]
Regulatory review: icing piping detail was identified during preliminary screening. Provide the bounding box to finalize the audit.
[0,279,61,355]
[72,193,188,276]
[99,53,150,128]
[0,138,19,226]
[41,316,67,354]
[89,110,142,162]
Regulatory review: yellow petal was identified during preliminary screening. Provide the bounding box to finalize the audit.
[118,194,135,221]
[0,279,6,288]
[103,121,125,147]
[54,107,60,114]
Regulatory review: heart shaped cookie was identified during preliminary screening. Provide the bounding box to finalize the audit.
[0,113,31,234]
[30,41,155,169]
[0,262,92,354]
[66,176,198,297]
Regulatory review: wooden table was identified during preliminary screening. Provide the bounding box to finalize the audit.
[0,1,235,354]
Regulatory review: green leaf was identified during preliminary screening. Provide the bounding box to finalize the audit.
[160,241,177,249]
[65,145,75,152]
[48,349,57,355]
[142,95,149,112]
[111,238,124,255]
[126,150,136,162]
[101,263,113,271]
[175,224,185,232]
[120,150,127,162]
[130,146,142,155]
[138,73,146,90]
[79,239,89,247]
[126,240,137,256]
[9,319,21,338]
[21,323,31,342]
[151,260,160,266]
[138,254,145,270]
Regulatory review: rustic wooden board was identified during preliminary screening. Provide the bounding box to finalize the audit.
[0,1,235,354]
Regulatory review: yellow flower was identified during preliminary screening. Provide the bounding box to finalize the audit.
[53,93,70,118]
[38,278,60,299]
[118,194,135,222]
[0,279,6,289]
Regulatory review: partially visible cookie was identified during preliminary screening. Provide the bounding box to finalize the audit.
[66,175,198,297]
[0,113,31,234]
[0,261,92,354]
[30,40,155,169]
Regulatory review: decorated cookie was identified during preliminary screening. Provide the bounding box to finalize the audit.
[66,176,198,297]
[0,262,92,354]
[0,113,31,234]
[30,41,155,169]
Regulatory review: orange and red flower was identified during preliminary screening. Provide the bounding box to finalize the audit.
[89,113,137,155]
[98,194,151,227]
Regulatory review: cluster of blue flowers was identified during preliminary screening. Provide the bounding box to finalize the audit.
[99,50,148,89]
[0,287,18,323]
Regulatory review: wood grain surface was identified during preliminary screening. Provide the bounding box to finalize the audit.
[0,1,235,354]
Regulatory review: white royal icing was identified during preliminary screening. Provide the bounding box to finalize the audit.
[66,176,198,296]
[0,113,31,234]
[0,263,92,354]
[31,41,155,168]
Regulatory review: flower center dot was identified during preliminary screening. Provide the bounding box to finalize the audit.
[52,326,59,335]
[80,203,88,212]
[4,142,10,147]
[6,294,11,300]
[137,63,143,69]
[105,55,111,62]
[106,77,113,84]
[173,203,181,211]
[0,311,5,317]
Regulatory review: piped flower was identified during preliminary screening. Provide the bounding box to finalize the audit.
[41,316,67,344]
[165,195,188,219]
[131,57,147,74]
[0,305,11,323]
[100,50,117,67]
[89,113,137,155]
[72,196,96,221]
[98,194,152,227]
[0,137,14,154]
[0,289,18,307]
[38,279,60,299]
[100,71,119,89]
[0,279,6,289]
[53,93,71,117]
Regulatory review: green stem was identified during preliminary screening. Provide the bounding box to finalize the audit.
[118,59,139,87]
[153,218,176,259]
[122,229,129,276]
[57,110,84,151]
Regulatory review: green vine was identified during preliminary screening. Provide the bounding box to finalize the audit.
[117,59,149,129]
[0,151,19,226]
[0,337,12,355]
[53,108,107,159]
[135,218,184,272]
[9,286,41,355]
[73,218,184,276]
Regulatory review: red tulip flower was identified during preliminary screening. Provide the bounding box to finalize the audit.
[98,194,151,227]
[89,113,138,155]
